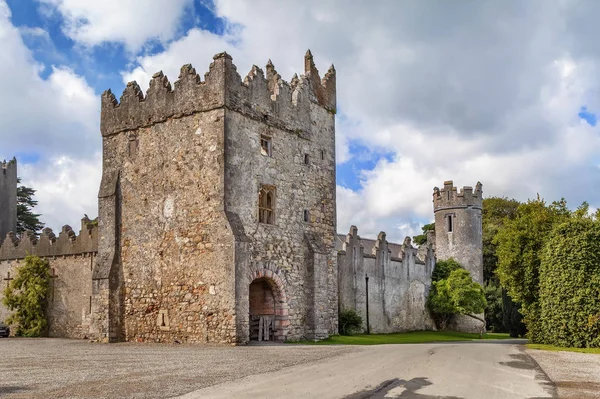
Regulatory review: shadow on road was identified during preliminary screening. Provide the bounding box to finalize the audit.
[342,377,463,399]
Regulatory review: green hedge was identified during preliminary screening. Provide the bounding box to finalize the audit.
[538,218,600,348]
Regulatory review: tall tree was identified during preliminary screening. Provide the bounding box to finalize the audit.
[494,196,570,341]
[481,197,521,333]
[16,178,44,235]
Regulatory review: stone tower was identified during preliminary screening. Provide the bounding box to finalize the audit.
[0,158,17,239]
[432,180,483,332]
[432,180,483,283]
[91,51,338,344]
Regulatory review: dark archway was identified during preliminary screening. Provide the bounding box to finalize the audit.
[248,271,289,342]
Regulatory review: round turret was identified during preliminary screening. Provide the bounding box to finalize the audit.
[432,180,483,284]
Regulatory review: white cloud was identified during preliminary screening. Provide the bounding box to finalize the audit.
[6,0,600,243]
[38,0,193,52]
[0,0,100,233]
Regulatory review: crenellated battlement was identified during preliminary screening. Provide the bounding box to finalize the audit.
[0,217,98,261]
[101,51,336,137]
[432,180,483,211]
[337,226,434,265]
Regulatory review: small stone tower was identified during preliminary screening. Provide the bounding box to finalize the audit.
[432,180,483,284]
[433,180,483,332]
[0,158,17,239]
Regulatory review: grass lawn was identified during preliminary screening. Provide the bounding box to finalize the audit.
[290,331,512,345]
[527,343,600,354]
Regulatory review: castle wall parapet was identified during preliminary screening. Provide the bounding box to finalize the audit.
[101,51,335,138]
[0,218,98,261]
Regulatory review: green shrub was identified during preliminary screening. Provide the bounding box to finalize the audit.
[428,265,487,332]
[431,258,462,283]
[538,218,600,347]
[2,255,51,337]
[339,309,363,335]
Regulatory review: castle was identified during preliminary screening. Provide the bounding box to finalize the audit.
[0,52,483,343]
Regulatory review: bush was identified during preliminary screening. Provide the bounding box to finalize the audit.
[431,258,462,283]
[538,218,600,347]
[428,265,487,332]
[2,255,51,337]
[339,309,363,335]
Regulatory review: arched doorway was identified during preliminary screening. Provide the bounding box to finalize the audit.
[248,274,288,342]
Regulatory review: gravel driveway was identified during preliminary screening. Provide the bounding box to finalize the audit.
[0,338,357,399]
[527,349,600,398]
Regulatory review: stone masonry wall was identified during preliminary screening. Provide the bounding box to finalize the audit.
[0,220,97,338]
[97,109,237,344]
[337,226,436,333]
[224,52,337,342]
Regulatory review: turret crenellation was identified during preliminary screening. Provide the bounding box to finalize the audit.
[433,180,483,211]
[100,51,336,137]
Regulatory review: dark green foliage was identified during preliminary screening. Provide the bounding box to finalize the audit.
[339,309,363,335]
[431,258,461,282]
[16,178,44,235]
[502,290,526,338]
[538,217,600,348]
[494,197,570,339]
[484,281,504,332]
[413,223,435,246]
[2,255,51,336]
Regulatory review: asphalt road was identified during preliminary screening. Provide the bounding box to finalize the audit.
[182,340,555,399]
[0,338,561,399]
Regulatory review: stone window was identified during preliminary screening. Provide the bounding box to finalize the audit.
[447,214,453,232]
[261,135,272,157]
[321,150,325,160]
[303,209,310,222]
[259,186,275,224]
[128,133,139,159]
[157,310,170,331]
[304,153,310,165]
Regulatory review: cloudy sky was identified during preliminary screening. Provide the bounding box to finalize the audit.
[1,0,599,243]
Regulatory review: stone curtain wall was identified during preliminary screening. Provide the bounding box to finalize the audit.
[337,227,436,333]
[0,220,97,338]
[95,51,337,343]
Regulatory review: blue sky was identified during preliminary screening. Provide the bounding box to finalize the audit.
[2,0,600,242]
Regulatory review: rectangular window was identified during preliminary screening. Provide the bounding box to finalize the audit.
[447,214,453,232]
[261,136,272,157]
[304,153,310,165]
[303,209,310,222]
[259,186,275,224]
[321,150,325,160]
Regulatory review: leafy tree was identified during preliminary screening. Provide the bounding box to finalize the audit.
[339,309,363,335]
[481,197,522,334]
[16,178,44,235]
[494,196,570,341]
[538,217,600,347]
[2,255,51,337]
[413,222,435,246]
[482,197,520,283]
[428,258,486,332]
[428,268,487,335]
